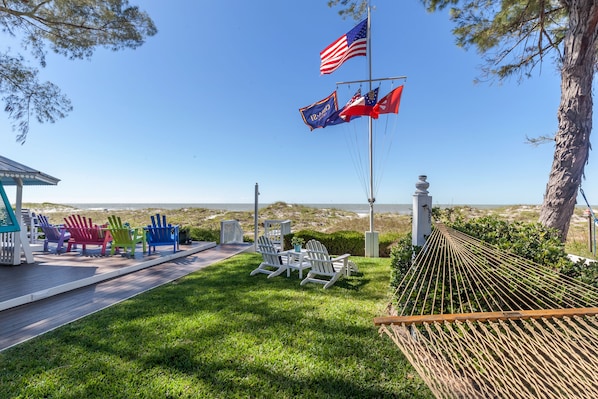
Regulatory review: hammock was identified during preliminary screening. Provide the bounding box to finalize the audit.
[375,223,598,399]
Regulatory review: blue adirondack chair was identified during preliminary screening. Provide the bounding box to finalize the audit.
[145,214,179,255]
[37,214,71,253]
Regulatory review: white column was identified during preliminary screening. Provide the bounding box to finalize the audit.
[365,231,379,258]
[412,175,432,247]
[13,177,33,264]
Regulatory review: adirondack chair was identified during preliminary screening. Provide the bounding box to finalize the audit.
[145,214,179,255]
[107,215,146,256]
[250,235,292,278]
[64,215,112,255]
[37,214,70,253]
[21,208,40,243]
[302,239,356,289]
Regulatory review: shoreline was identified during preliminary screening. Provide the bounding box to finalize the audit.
[55,202,545,214]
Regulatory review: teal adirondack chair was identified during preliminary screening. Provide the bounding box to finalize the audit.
[107,215,146,256]
[145,214,179,254]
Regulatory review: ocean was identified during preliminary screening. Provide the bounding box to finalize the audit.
[64,203,516,215]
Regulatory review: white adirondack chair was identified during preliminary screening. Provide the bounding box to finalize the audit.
[302,239,357,289]
[21,208,40,243]
[250,235,290,278]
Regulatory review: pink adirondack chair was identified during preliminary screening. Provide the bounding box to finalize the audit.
[37,214,70,253]
[64,215,112,255]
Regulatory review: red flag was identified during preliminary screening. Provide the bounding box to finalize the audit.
[371,85,404,118]
[320,19,368,75]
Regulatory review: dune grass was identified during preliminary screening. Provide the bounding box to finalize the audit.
[27,202,596,259]
[0,253,433,398]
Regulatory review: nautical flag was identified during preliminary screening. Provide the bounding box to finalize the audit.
[339,88,378,121]
[320,18,368,75]
[372,85,404,118]
[299,91,339,131]
[323,89,362,126]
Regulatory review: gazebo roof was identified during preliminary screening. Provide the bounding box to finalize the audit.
[0,155,60,186]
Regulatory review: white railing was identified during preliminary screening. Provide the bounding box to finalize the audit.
[220,220,244,244]
[0,232,16,264]
[264,219,291,251]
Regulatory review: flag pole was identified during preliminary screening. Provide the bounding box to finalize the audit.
[367,5,374,234]
[364,5,379,257]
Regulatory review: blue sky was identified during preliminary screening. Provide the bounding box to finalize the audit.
[1,1,595,207]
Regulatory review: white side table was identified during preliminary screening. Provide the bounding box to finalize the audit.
[282,249,311,279]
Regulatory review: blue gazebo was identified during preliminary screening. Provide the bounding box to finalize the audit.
[0,155,60,265]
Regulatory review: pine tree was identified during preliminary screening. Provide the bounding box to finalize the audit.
[330,0,597,240]
[0,1,156,143]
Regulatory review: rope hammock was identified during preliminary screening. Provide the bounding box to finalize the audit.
[375,223,598,399]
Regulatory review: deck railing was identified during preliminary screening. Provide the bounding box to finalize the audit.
[264,219,291,251]
[220,220,244,244]
[0,232,16,264]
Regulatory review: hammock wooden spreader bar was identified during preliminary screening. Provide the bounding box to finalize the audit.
[376,222,598,399]
[374,306,598,326]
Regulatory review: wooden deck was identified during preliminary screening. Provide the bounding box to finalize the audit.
[0,242,252,352]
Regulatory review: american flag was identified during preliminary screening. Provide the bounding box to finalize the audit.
[320,18,368,75]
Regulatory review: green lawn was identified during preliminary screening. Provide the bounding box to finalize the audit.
[0,253,433,398]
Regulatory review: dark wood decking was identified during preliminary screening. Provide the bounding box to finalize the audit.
[0,243,252,352]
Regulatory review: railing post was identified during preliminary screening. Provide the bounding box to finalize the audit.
[412,175,432,247]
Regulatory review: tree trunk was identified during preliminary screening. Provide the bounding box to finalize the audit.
[539,1,598,241]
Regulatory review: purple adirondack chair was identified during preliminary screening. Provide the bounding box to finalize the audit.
[37,214,71,253]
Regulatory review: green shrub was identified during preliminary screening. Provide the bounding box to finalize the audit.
[558,257,598,288]
[380,232,404,258]
[388,232,421,290]
[449,216,597,289]
[388,217,598,311]
[189,227,220,243]
[450,215,571,269]
[284,230,400,257]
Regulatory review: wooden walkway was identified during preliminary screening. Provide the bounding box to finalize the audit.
[0,242,252,352]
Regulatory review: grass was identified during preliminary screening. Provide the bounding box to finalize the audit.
[0,253,433,398]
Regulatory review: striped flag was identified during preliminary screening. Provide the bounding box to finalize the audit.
[320,18,368,75]
[339,88,378,121]
[323,89,362,126]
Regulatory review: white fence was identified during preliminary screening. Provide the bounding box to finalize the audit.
[0,232,16,264]
[264,219,291,251]
[220,220,244,244]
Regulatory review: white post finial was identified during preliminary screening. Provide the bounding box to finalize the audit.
[415,175,429,195]
[412,175,432,247]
